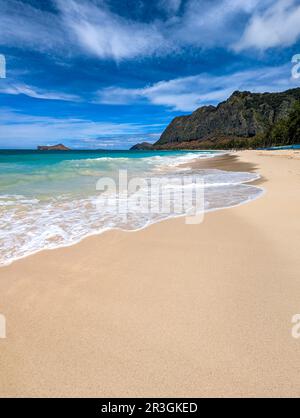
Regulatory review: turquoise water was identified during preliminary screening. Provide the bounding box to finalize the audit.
[0,150,216,199]
[0,149,263,265]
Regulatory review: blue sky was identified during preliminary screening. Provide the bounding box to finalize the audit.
[0,0,300,149]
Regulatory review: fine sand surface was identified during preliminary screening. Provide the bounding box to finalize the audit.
[0,150,300,397]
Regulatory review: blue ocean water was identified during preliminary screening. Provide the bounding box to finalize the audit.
[0,149,215,197]
[0,149,263,265]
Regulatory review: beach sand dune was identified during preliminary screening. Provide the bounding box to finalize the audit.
[0,151,300,397]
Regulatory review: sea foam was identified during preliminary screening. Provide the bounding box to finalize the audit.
[0,151,263,266]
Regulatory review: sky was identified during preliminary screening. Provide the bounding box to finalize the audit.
[0,0,300,149]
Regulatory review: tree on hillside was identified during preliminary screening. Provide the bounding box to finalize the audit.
[287,101,300,144]
[266,101,300,146]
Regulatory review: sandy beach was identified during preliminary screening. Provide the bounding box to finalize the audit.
[0,150,300,397]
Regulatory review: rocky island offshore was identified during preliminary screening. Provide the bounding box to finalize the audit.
[37,144,71,151]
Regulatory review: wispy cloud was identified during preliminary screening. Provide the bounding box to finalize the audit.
[0,0,66,52]
[0,83,80,102]
[235,0,300,51]
[59,0,171,60]
[71,133,161,149]
[1,0,299,61]
[173,0,263,48]
[0,109,163,148]
[56,0,267,57]
[96,64,298,111]
[158,0,182,14]
[1,1,299,149]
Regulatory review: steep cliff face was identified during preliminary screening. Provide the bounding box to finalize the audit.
[155,88,300,146]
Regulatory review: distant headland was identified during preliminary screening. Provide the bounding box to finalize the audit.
[130,142,153,150]
[131,87,300,150]
[37,144,71,151]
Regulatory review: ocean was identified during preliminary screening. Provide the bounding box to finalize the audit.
[0,149,263,266]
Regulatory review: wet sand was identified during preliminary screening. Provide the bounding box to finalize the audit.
[0,150,300,397]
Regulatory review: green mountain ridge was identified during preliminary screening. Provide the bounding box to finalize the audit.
[131,88,300,150]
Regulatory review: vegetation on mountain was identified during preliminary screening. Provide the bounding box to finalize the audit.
[131,88,300,150]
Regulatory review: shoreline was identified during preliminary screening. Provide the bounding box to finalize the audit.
[0,151,260,268]
[1,150,300,397]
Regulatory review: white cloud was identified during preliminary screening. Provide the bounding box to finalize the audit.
[235,0,300,51]
[0,0,66,52]
[0,109,162,147]
[56,0,170,60]
[173,0,262,48]
[159,0,182,14]
[1,0,298,61]
[72,133,161,149]
[96,63,298,111]
[0,83,80,101]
